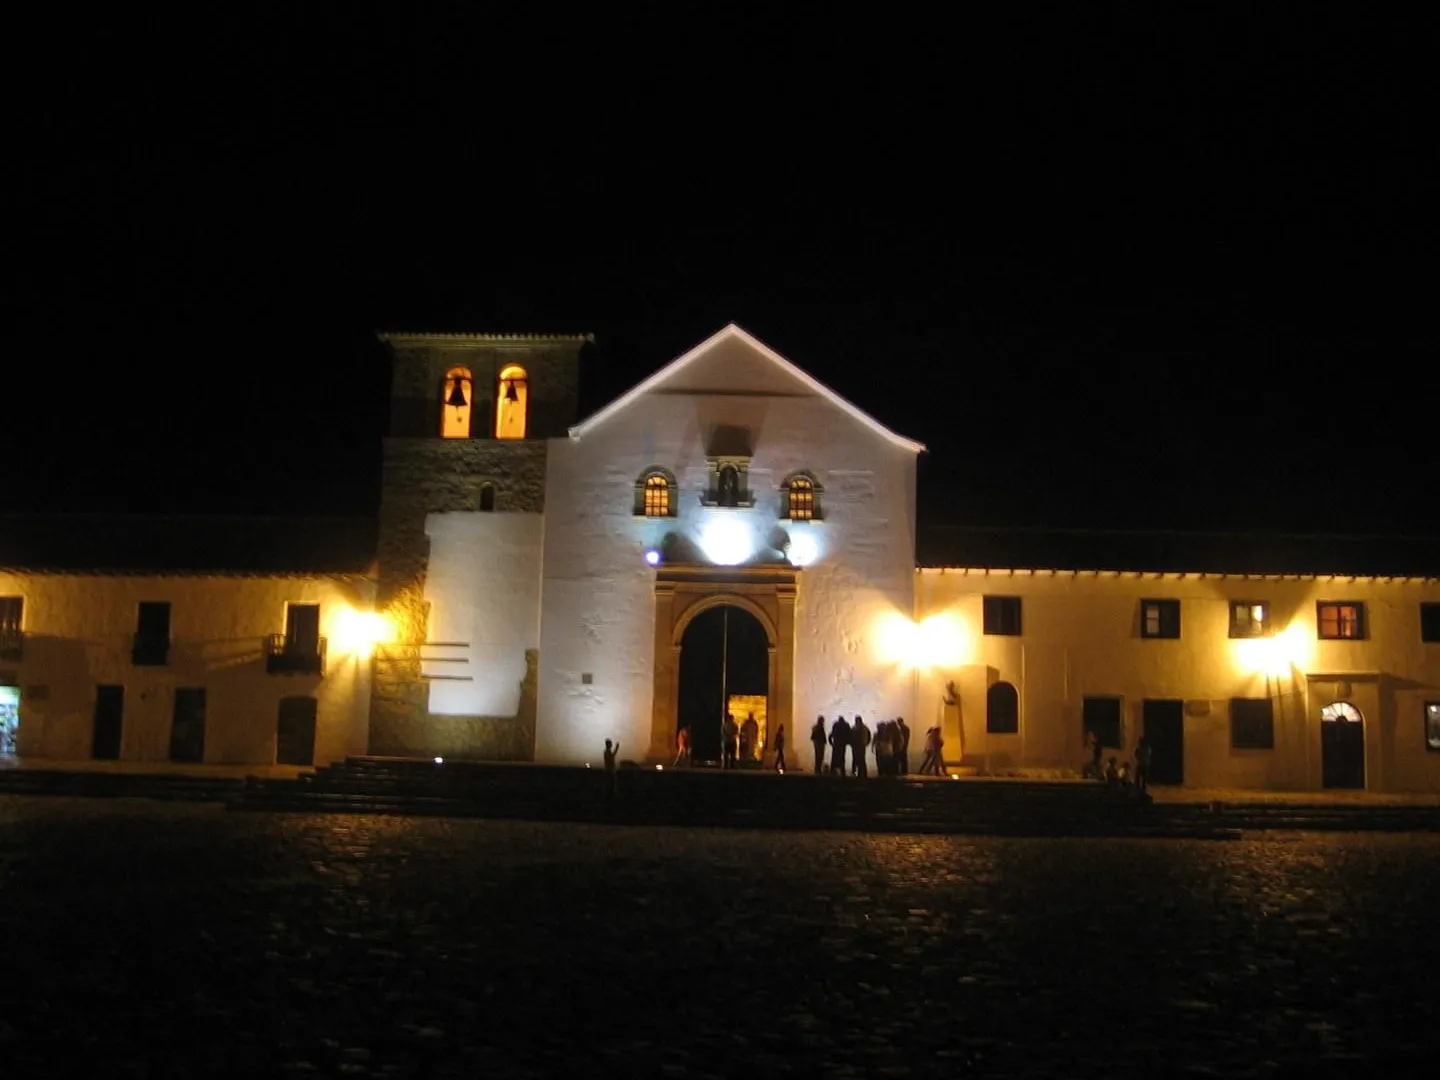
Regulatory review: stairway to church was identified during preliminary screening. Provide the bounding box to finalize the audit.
[228,757,1239,838]
[0,768,245,802]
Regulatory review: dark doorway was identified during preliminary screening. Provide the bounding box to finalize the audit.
[1082,696,1123,749]
[677,604,769,764]
[92,685,124,760]
[1142,699,1185,785]
[1321,702,1366,789]
[277,696,318,766]
[170,687,207,763]
[286,604,321,653]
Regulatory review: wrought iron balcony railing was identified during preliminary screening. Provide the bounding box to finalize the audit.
[265,634,327,676]
[0,630,22,661]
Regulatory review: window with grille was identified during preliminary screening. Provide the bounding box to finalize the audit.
[1230,698,1275,749]
[1317,601,1365,640]
[787,477,815,520]
[643,474,670,517]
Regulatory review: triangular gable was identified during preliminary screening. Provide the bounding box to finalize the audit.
[568,323,927,453]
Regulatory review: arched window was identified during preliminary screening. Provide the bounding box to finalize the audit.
[782,472,823,520]
[1321,701,1363,724]
[633,468,677,517]
[479,484,496,512]
[440,366,473,439]
[987,681,1019,734]
[495,365,528,440]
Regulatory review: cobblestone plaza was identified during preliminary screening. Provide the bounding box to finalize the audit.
[2,797,1437,1077]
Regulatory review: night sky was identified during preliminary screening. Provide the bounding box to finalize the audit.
[7,10,1432,536]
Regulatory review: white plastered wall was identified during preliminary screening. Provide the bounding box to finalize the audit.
[535,331,919,763]
[422,512,544,717]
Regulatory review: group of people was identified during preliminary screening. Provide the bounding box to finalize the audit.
[670,713,950,778]
[807,715,948,778]
[673,714,788,771]
[1083,730,1153,796]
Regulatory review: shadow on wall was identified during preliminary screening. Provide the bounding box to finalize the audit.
[374,649,539,762]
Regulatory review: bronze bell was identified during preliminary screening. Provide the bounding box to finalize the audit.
[446,376,468,408]
[504,379,520,404]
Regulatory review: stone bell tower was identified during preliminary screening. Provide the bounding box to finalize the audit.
[370,331,592,758]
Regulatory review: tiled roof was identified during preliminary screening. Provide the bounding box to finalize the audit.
[0,515,378,576]
[917,526,1440,579]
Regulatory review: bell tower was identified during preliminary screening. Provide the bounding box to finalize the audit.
[370,331,592,758]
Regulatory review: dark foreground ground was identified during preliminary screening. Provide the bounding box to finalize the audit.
[2,798,1437,1078]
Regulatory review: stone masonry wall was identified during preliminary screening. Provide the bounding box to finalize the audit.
[371,438,549,759]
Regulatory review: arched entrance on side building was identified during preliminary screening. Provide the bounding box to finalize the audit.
[1320,701,1366,789]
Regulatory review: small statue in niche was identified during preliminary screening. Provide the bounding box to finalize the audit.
[944,680,959,706]
[717,465,739,507]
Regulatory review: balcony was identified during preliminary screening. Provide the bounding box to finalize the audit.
[265,634,327,676]
[0,630,21,662]
[131,634,170,667]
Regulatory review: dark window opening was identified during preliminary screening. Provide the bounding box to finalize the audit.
[1140,598,1180,639]
[986,681,1019,734]
[132,601,171,665]
[1230,698,1275,749]
[1421,603,1440,643]
[983,596,1022,636]
[0,596,22,660]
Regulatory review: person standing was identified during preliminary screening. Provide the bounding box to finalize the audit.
[773,724,787,773]
[603,739,619,801]
[829,716,850,776]
[673,725,691,768]
[722,713,739,770]
[810,716,828,774]
[1134,735,1152,797]
[896,717,911,775]
[851,716,871,778]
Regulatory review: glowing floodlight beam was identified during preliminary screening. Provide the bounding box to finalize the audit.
[1233,624,1313,678]
[644,549,661,566]
[876,611,972,670]
[699,516,753,566]
[331,608,394,657]
[786,530,820,567]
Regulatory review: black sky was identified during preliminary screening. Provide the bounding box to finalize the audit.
[6,9,1433,534]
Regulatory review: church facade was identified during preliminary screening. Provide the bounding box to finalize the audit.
[3,324,1439,793]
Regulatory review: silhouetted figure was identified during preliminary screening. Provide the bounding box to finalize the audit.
[1085,729,1104,781]
[810,716,827,774]
[920,725,944,775]
[1134,735,1152,797]
[673,725,691,768]
[1104,756,1119,787]
[874,720,892,776]
[773,725,787,772]
[896,717,911,774]
[851,716,871,778]
[829,716,850,775]
[722,713,739,769]
[741,713,759,764]
[603,739,619,800]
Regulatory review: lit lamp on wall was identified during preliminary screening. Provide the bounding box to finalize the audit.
[332,608,394,658]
